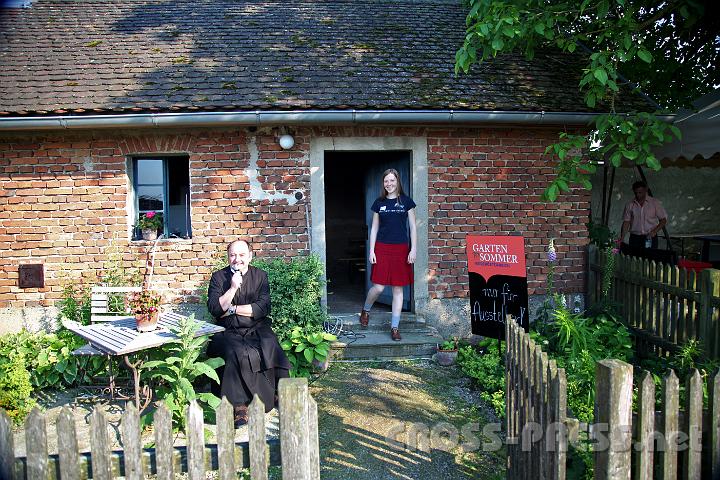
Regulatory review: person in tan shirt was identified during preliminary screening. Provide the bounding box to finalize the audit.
[619,181,668,249]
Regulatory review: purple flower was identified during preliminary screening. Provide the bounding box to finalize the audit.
[612,248,619,255]
[547,239,557,263]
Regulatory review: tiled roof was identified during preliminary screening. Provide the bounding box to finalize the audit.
[0,0,651,116]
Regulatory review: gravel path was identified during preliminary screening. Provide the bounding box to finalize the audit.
[311,359,506,480]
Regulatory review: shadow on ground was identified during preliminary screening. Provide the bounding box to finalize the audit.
[310,360,506,480]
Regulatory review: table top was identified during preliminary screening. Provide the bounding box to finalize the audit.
[63,312,224,356]
[694,234,720,242]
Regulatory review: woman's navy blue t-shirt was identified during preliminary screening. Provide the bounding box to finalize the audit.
[371,194,416,244]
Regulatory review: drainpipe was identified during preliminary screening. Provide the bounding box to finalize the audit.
[0,110,674,131]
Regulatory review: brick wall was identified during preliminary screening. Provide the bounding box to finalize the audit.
[425,127,588,299]
[0,125,588,311]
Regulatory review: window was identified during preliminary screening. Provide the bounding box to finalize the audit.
[132,156,191,239]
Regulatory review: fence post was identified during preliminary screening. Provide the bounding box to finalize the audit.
[25,407,48,480]
[593,360,633,480]
[57,407,80,480]
[279,377,317,480]
[711,370,720,480]
[0,409,16,480]
[699,269,720,358]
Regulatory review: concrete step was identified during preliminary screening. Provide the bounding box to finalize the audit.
[330,328,442,361]
[326,312,426,334]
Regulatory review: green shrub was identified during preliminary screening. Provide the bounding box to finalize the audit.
[0,351,35,424]
[0,329,107,391]
[252,255,328,342]
[142,314,224,431]
[58,283,92,325]
[456,339,506,418]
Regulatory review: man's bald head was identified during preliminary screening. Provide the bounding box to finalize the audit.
[227,239,253,273]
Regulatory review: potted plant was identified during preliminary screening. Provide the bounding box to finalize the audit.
[128,289,163,332]
[436,336,459,366]
[136,211,163,241]
[280,327,337,377]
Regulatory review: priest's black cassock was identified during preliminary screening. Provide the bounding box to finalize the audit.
[206,265,290,411]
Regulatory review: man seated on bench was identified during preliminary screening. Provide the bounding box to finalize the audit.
[206,239,291,427]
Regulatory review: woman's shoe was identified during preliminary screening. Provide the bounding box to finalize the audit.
[390,327,401,341]
[359,309,370,328]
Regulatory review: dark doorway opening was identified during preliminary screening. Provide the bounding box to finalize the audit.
[324,151,412,314]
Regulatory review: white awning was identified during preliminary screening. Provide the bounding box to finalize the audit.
[654,89,720,160]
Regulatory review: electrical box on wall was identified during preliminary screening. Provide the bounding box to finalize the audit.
[18,264,44,288]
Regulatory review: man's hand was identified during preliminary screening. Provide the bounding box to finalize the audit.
[230,270,243,289]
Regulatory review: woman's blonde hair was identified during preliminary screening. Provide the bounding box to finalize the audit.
[380,168,406,200]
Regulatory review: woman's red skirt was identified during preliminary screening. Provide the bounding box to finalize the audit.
[371,242,414,286]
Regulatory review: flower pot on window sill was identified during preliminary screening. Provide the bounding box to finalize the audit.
[135,310,160,332]
[141,229,158,241]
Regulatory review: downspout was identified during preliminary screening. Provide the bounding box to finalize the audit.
[0,109,674,131]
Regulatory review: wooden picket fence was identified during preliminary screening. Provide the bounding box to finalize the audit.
[506,318,720,480]
[589,246,720,359]
[0,378,319,480]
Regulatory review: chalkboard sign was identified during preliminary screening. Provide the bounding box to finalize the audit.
[466,235,529,339]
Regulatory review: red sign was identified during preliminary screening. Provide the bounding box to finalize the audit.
[466,235,527,281]
[466,235,529,338]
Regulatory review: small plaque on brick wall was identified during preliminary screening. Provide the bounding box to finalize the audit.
[19,264,44,288]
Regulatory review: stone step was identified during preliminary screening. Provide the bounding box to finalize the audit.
[330,329,442,361]
[326,312,425,334]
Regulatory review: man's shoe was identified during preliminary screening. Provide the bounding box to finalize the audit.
[234,405,248,427]
[390,327,401,341]
[359,309,370,328]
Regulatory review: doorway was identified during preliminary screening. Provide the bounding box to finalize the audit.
[324,151,412,314]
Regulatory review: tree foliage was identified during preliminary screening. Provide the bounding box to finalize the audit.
[456,0,718,200]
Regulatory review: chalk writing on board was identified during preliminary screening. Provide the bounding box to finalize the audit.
[471,283,526,325]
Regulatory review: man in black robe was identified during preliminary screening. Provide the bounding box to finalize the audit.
[207,239,290,426]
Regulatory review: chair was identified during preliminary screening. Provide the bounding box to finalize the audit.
[69,286,142,402]
[91,286,142,322]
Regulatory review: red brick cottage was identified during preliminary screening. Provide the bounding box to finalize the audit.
[0,1,648,334]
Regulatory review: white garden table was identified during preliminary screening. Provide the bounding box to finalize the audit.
[64,312,224,410]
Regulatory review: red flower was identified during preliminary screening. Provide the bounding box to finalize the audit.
[146,211,156,218]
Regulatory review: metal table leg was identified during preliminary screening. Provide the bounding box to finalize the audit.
[123,355,153,411]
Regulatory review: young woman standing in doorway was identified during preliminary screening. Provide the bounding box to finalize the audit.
[359,168,417,341]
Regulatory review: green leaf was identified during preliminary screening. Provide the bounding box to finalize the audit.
[567,43,576,53]
[303,348,314,364]
[597,0,609,18]
[178,378,195,401]
[491,38,504,51]
[593,68,608,85]
[546,184,559,202]
[670,125,682,140]
[197,392,221,409]
[534,23,545,35]
[637,49,652,63]
[646,155,661,170]
[587,93,596,108]
[204,357,225,369]
[194,362,221,383]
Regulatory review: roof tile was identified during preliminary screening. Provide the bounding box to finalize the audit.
[0,0,650,116]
